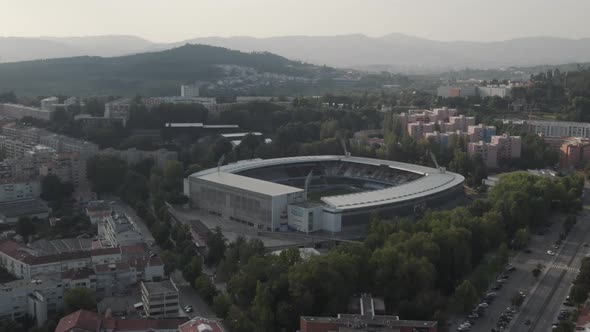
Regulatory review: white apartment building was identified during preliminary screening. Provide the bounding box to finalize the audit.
[102,211,144,247]
[40,97,59,111]
[0,179,41,203]
[0,136,32,158]
[104,98,132,125]
[0,104,56,121]
[141,279,180,318]
[181,84,200,97]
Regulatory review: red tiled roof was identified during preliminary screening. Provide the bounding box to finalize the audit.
[94,261,131,273]
[62,267,95,280]
[179,317,227,332]
[120,243,147,255]
[54,309,99,332]
[0,241,33,262]
[91,247,121,256]
[111,318,188,331]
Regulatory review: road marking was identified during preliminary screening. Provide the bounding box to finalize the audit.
[549,263,580,273]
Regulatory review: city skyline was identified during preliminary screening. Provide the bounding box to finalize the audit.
[2,0,590,43]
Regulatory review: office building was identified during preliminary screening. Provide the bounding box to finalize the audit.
[140,279,180,318]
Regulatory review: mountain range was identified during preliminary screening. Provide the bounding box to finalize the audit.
[2,34,590,72]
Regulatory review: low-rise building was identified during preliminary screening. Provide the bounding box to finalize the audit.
[0,178,41,203]
[300,293,438,332]
[179,317,227,332]
[0,199,49,224]
[140,279,180,318]
[86,201,112,225]
[55,309,187,332]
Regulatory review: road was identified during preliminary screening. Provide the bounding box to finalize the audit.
[509,202,590,332]
[454,217,565,332]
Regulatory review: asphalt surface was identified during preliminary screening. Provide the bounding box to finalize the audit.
[451,217,565,332]
[509,202,590,332]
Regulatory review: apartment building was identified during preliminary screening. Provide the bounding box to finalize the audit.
[468,141,499,168]
[141,279,180,318]
[0,103,56,121]
[181,84,200,97]
[407,122,435,140]
[491,134,522,161]
[100,148,178,169]
[468,124,497,143]
[102,211,144,247]
[0,274,62,324]
[449,115,476,132]
[559,138,590,168]
[0,136,32,158]
[39,134,99,157]
[39,152,87,188]
[104,98,132,125]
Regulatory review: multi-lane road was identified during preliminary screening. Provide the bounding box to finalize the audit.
[509,203,590,331]
[460,188,590,332]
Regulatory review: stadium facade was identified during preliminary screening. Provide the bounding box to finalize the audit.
[185,156,465,233]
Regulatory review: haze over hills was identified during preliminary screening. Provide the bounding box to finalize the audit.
[0,44,328,96]
[2,34,590,72]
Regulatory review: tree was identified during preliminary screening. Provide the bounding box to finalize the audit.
[40,174,73,201]
[194,275,217,304]
[205,227,226,267]
[213,138,233,161]
[240,134,262,159]
[183,257,203,287]
[251,282,275,332]
[86,155,127,193]
[454,280,478,313]
[64,288,96,313]
[212,292,232,318]
[16,217,35,243]
[163,160,184,193]
[514,228,531,249]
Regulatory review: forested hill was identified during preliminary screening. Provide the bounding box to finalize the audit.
[0,44,330,96]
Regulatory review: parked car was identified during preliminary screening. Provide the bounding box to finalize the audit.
[547,250,555,255]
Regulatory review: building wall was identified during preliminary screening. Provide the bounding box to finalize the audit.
[0,180,41,203]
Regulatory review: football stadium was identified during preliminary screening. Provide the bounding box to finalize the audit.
[185,155,465,233]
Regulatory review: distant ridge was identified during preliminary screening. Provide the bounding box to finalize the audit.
[0,44,322,96]
[2,34,590,72]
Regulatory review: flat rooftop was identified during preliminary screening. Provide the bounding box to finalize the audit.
[220,132,262,138]
[197,172,303,196]
[142,279,178,294]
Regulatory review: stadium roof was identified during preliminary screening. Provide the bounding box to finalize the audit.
[190,156,464,211]
[197,172,303,196]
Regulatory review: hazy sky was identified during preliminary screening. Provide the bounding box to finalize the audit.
[1,0,589,42]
